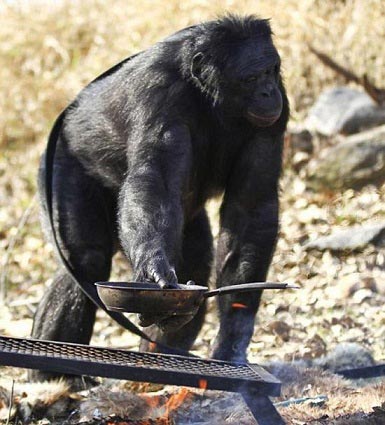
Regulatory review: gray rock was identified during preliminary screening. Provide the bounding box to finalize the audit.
[306,87,385,136]
[305,222,385,251]
[267,343,375,377]
[306,125,385,191]
[313,343,375,372]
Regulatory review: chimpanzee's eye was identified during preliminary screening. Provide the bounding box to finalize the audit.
[244,75,258,83]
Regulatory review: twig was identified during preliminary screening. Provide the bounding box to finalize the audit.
[0,194,37,304]
[308,44,385,106]
[275,395,328,408]
[5,380,15,425]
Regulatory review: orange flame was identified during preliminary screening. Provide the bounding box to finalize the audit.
[149,342,157,351]
[232,302,248,309]
[139,387,192,424]
[164,387,191,416]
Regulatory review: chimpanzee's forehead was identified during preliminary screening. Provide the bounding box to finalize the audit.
[224,37,280,76]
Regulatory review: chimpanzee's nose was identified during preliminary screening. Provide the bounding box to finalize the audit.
[259,83,274,98]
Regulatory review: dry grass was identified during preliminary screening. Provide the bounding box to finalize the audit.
[1,0,385,148]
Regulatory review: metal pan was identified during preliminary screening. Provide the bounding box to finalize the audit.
[95,281,298,317]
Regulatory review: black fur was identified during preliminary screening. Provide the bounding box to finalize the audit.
[31,14,289,379]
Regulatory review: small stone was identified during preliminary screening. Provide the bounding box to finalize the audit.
[284,126,314,169]
[336,273,362,298]
[304,334,327,359]
[267,320,291,342]
[286,126,314,154]
[292,151,311,172]
[362,276,378,293]
[335,274,377,299]
[352,288,373,304]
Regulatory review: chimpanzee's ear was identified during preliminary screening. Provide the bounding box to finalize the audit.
[191,52,204,83]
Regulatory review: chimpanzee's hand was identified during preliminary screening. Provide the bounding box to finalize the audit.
[146,255,178,289]
[138,280,197,331]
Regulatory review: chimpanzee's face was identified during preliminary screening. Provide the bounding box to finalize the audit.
[220,38,283,127]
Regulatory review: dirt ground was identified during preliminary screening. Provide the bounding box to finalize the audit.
[2,138,385,367]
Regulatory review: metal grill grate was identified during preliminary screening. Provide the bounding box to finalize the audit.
[0,335,280,396]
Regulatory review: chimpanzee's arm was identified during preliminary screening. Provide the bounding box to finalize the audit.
[212,133,283,362]
[118,125,191,288]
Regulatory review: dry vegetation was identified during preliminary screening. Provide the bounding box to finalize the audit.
[1,0,385,422]
[1,0,385,149]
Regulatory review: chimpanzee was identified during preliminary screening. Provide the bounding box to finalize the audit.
[31,14,289,380]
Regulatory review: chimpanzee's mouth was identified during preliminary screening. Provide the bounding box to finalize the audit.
[247,111,280,127]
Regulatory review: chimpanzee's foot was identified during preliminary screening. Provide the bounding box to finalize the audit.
[211,346,248,364]
[210,327,250,364]
[211,291,262,364]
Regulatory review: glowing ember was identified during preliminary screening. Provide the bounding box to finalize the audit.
[199,379,208,390]
[142,394,162,409]
[231,302,248,309]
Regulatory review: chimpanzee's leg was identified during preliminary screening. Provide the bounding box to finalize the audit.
[29,150,115,382]
[210,198,278,363]
[29,273,97,383]
[211,135,283,363]
[140,209,213,352]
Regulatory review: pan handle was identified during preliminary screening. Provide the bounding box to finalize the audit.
[203,282,298,298]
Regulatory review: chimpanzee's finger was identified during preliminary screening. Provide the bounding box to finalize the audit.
[167,268,178,283]
[152,270,178,288]
[156,275,171,289]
